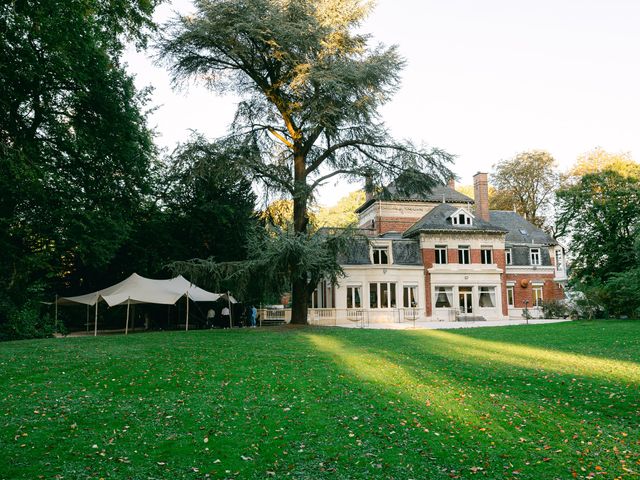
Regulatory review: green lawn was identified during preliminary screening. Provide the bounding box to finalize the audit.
[0,321,638,479]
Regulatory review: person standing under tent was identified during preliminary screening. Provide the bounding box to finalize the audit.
[206,308,215,329]
[221,305,231,328]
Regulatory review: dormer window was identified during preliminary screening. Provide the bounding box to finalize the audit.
[371,245,389,264]
[450,208,473,226]
[530,248,541,266]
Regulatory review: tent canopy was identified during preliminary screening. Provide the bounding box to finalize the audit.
[57,273,237,307]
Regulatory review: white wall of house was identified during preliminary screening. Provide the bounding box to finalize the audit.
[428,265,506,321]
[337,265,425,322]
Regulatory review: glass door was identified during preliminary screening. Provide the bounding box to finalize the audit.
[458,287,473,314]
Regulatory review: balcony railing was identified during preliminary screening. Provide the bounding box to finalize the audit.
[257,308,290,326]
[308,308,371,328]
[253,307,426,326]
[396,308,421,326]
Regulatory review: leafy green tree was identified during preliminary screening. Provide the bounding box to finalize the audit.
[0,0,158,332]
[158,0,453,323]
[490,150,559,228]
[552,151,640,318]
[604,264,640,318]
[162,138,257,263]
[73,137,258,293]
[315,190,366,228]
[556,171,640,288]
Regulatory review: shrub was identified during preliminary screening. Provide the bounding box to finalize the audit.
[564,286,606,320]
[541,299,569,319]
[0,284,59,341]
[604,269,640,318]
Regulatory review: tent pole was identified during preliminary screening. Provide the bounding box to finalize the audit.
[125,298,130,335]
[227,291,232,328]
[94,301,98,337]
[86,305,89,333]
[185,292,189,331]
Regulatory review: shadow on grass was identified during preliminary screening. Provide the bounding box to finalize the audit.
[303,328,639,479]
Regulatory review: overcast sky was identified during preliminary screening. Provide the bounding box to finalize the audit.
[125,0,640,206]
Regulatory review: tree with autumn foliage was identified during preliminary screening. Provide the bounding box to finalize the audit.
[565,147,640,183]
[159,0,453,323]
[490,150,559,229]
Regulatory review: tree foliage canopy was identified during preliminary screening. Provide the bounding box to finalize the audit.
[490,150,559,228]
[315,190,366,228]
[0,0,159,323]
[89,137,258,291]
[565,147,640,183]
[556,171,640,287]
[159,0,452,206]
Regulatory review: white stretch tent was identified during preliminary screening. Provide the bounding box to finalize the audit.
[57,273,237,335]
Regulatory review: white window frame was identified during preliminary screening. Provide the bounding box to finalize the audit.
[371,245,390,265]
[458,245,470,265]
[478,286,497,308]
[480,246,493,265]
[369,282,397,309]
[505,248,512,265]
[530,248,541,266]
[346,285,362,309]
[532,284,544,307]
[507,286,515,307]
[311,280,332,308]
[434,286,454,309]
[402,285,419,308]
[435,245,448,264]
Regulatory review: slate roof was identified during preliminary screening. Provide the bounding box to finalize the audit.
[355,184,474,213]
[338,238,422,265]
[510,245,553,266]
[488,211,557,245]
[392,240,422,265]
[338,238,370,265]
[402,204,508,238]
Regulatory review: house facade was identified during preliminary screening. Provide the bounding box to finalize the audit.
[313,173,566,322]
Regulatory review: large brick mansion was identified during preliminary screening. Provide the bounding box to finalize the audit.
[312,173,566,321]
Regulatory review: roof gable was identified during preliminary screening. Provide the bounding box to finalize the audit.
[403,204,507,237]
[449,207,475,225]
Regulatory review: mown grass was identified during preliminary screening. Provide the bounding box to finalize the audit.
[0,320,638,479]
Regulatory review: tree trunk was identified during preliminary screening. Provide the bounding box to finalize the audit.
[290,277,309,325]
[290,150,310,325]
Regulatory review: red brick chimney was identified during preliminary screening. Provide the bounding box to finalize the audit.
[473,172,490,221]
[447,177,455,189]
